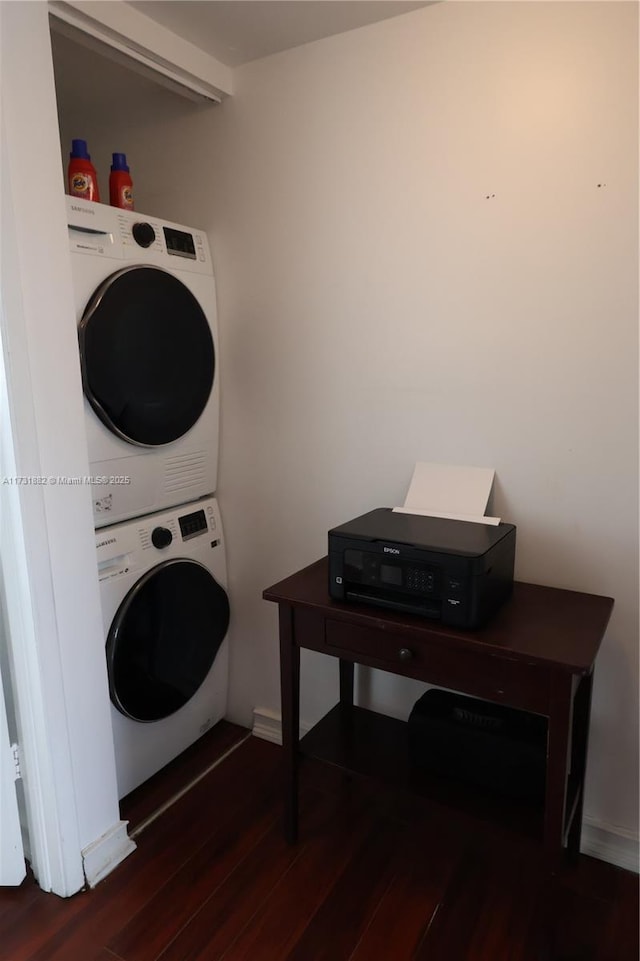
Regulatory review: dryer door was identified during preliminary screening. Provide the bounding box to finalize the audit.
[79,266,215,446]
[106,559,229,722]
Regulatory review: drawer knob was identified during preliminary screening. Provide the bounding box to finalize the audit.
[398,647,413,662]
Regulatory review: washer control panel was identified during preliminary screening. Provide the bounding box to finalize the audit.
[179,508,208,541]
[96,498,222,580]
[151,526,173,549]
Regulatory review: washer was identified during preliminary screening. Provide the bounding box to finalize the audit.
[97,496,229,799]
[68,197,220,528]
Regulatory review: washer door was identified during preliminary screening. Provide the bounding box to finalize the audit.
[79,265,215,447]
[106,559,230,722]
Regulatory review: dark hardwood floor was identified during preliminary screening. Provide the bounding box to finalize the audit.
[2,721,637,961]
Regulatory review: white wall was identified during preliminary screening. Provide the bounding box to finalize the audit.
[213,0,638,847]
[50,1,638,859]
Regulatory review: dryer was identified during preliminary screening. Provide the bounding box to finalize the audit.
[68,197,220,528]
[97,496,229,799]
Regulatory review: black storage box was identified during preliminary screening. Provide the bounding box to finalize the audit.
[408,689,547,802]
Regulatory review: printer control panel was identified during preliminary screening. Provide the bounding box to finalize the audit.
[330,548,445,620]
[328,508,516,629]
[405,566,437,594]
[345,550,439,596]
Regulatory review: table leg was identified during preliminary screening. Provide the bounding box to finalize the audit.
[566,671,594,861]
[279,604,300,844]
[544,672,575,869]
[339,659,354,706]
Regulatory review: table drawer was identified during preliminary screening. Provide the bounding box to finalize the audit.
[324,618,551,715]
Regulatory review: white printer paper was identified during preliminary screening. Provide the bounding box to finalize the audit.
[392,462,501,525]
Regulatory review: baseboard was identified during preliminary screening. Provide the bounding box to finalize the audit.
[81,820,136,888]
[252,707,312,745]
[252,708,639,874]
[581,818,639,874]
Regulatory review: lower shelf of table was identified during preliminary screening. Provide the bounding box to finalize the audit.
[299,703,578,843]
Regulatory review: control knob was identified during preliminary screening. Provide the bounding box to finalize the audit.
[132,222,156,248]
[151,526,172,549]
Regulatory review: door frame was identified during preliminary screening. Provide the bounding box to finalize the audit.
[0,2,125,896]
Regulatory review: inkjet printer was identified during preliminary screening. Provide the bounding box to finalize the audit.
[328,508,516,629]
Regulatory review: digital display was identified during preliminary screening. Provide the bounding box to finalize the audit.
[163,226,196,260]
[179,509,207,539]
[380,564,402,587]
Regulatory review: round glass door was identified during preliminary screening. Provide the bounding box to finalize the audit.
[79,266,215,446]
[106,559,230,722]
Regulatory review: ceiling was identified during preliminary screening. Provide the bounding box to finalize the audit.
[127,1,434,68]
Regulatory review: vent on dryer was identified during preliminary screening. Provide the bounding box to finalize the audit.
[163,451,207,494]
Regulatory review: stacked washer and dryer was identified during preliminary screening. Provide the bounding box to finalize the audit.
[68,197,230,799]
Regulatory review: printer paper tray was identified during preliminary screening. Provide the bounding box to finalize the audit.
[345,588,440,619]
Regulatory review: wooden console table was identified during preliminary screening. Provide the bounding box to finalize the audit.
[264,557,613,866]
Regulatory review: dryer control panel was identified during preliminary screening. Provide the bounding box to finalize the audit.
[67,197,212,273]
